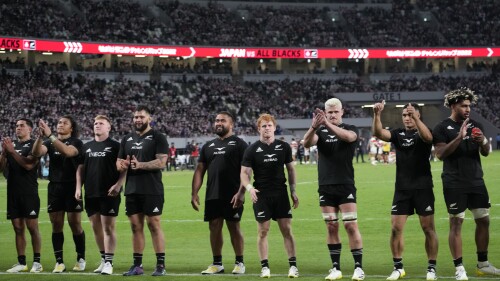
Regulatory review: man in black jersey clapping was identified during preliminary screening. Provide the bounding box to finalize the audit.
[303,98,365,281]
[75,115,126,275]
[372,102,438,281]
[117,105,169,277]
[32,116,86,273]
[433,88,499,280]
[240,113,299,279]
[191,111,248,275]
[0,119,43,273]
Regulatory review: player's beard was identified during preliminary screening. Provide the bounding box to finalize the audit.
[135,122,148,133]
[215,125,228,137]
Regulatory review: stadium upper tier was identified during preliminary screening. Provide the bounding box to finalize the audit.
[1,0,499,47]
[0,67,498,139]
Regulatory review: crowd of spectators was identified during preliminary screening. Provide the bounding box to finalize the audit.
[0,68,371,139]
[2,66,497,139]
[1,0,500,47]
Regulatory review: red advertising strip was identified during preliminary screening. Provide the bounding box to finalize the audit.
[1,37,499,59]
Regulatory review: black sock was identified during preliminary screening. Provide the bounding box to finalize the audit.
[235,255,243,264]
[393,258,403,269]
[213,255,222,266]
[100,251,105,260]
[352,248,363,269]
[156,253,165,266]
[133,253,143,267]
[33,253,41,263]
[18,255,27,265]
[428,260,436,272]
[453,257,463,267]
[477,251,488,262]
[52,232,64,263]
[261,259,269,268]
[73,231,85,260]
[289,257,297,267]
[328,243,342,270]
[105,253,114,265]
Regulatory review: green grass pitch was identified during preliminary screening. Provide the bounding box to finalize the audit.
[0,153,498,280]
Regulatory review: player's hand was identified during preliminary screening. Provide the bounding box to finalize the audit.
[291,192,299,209]
[117,155,130,171]
[249,188,259,204]
[312,109,325,129]
[373,100,385,115]
[231,191,245,209]
[459,118,470,139]
[471,127,485,144]
[38,119,52,137]
[191,194,200,211]
[406,103,417,119]
[107,184,121,197]
[130,155,141,170]
[2,138,15,154]
[75,188,82,201]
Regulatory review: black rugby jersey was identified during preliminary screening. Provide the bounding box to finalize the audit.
[199,135,248,200]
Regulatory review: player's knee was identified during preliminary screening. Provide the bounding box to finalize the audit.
[471,208,489,220]
[342,212,357,223]
[449,212,465,219]
[323,213,339,229]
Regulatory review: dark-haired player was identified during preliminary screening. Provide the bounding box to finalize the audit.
[0,119,43,273]
[32,116,86,273]
[117,105,169,276]
[433,88,499,280]
[191,111,248,275]
[373,102,438,280]
[240,113,299,278]
[75,115,125,275]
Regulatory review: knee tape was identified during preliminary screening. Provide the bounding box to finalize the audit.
[449,212,465,219]
[471,208,489,219]
[342,212,358,223]
[323,212,338,223]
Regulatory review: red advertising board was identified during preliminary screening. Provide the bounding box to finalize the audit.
[1,37,499,59]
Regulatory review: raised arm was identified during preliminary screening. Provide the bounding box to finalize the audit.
[372,101,391,142]
[2,138,39,170]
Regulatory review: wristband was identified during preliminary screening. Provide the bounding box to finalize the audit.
[311,126,317,130]
[49,135,57,143]
[482,138,488,145]
[245,183,254,191]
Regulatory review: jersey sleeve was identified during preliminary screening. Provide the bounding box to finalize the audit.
[155,133,169,155]
[238,139,249,160]
[118,136,127,159]
[284,142,293,164]
[198,143,208,163]
[77,143,87,165]
[389,129,399,144]
[241,144,253,167]
[432,122,447,144]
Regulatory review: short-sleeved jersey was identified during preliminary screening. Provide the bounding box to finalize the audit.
[79,138,121,198]
[390,128,433,190]
[199,135,248,201]
[241,139,293,196]
[118,129,169,195]
[433,118,485,188]
[5,139,38,195]
[315,124,357,185]
[44,137,83,183]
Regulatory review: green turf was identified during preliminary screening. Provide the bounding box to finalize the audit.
[0,153,499,280]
